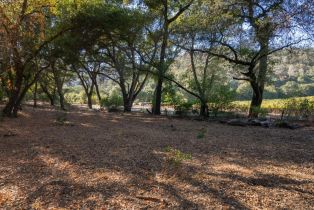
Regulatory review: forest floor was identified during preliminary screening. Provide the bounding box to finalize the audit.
[0,105,313,209]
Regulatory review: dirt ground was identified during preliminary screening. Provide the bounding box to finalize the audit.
[0,105,313,209]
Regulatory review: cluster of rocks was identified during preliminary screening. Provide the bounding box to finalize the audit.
[221,118,303,129]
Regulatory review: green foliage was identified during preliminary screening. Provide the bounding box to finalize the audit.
[100,91,123,110]
[174,100,194,116]
[208,85,236,116]
[64,91,84,104]
[233,96,314,118]
[164,146,192,166]
[281,98,314,120]
[161,81,185,105]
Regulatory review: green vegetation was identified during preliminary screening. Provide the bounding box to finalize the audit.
[164,146,192,166]
[233,96,314,111]
[100,91,124,111]
[0,0,313,119]
[233,96,314,120]
[54,112,74,126]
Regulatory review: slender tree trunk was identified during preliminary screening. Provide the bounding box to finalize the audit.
[58,91,65,110]
[87,94,93,109]
[49,96,55,106]
[46,91,55,106]
[94,81,102,103]
[33,82,38,108]
[153,77,163,115]
[55,78,65,110]
[40,84,55,106]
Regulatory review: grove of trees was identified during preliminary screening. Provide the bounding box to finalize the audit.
[0,0,313,117]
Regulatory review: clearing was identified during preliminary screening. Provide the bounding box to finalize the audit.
[0,106,313,209]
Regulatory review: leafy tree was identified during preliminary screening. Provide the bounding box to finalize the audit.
[0,0,71,116]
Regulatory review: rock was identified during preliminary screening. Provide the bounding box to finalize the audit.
[227,119,248,126]
[260,121,272,128]
[248,119,262,126]
[274,120,302,129]
[108,107,120,112]
[274,120,290,128]
[288,124,303,130]
[258,117,268,122]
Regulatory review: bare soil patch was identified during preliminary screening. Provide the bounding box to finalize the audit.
[0,106,313,209]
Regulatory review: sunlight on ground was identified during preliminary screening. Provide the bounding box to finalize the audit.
[37,147,130,186]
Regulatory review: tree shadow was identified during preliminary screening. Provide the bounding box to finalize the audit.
[0,106,313,208]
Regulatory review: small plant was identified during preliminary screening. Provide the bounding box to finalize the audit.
[56,113,67,123]
[197,128,206,139]
[164,146,192,166]
[251,106,268,118]
[54,112,73,126]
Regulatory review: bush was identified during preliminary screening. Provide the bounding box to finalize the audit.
[100,91,123,111]
[65,91,84,104]
[281,98,314,120]
[209,85,235,116]
[174,100,194,116]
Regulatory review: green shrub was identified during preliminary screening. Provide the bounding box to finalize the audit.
[174,100,194,116]
[100,91,123,110]
[281,98,314,120]
[64,91,84,104]
[209,85,235,116]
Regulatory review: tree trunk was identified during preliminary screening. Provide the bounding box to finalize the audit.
[55,81,65,110]
[200,102,209,118]
[11,85,30,117]
[248,38,269,118]
[87,94,93,109]
[3,97,17,117]
[123,97,133,112]
[94,80,102,103]
[33,82,38,108]
[59,92,65,110]
[153,77,163,115]
[2,71,23,117]
[40,84,55,106]
[49,97,55,106]
[249,82,263,118]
